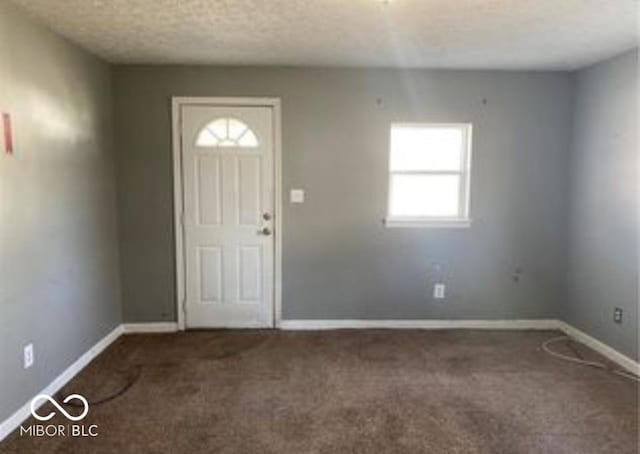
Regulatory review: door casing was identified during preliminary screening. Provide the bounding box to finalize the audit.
[171,97,282,330]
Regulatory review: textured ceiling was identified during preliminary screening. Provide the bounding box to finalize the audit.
[11,0,640,69]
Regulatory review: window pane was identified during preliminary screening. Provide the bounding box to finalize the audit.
[228,118,248,140]
[390,174,460,217]
[207,119,228,139]
[195,118,259,148]
[391,126,463,171]
[238,130,258,147]
[196,129,219,146]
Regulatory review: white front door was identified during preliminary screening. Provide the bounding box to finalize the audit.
[181,104,274,328]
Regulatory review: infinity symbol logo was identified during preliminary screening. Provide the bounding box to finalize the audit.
[30,394,89,422]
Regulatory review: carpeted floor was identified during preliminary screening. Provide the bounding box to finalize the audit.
[3,330,638,453]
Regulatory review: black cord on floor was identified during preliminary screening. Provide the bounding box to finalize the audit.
[57,365,141,407]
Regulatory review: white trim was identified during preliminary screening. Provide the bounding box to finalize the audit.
[171,97,283,331]
[273,101,283,328]
[280,319,560,330]
[386,123,473,227]
[0,324,124,442]
[171,98,186,331]
[280,319,640,374]
[186,321,273,329]
[384,218,472,228]
[1,319,636,441]
[122,322,179,333]
[557,321,640,374]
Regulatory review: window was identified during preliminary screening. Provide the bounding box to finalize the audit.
[196,117,259,148]
[386,123,472,228]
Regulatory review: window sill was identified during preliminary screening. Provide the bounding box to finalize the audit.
[384,218,472,229]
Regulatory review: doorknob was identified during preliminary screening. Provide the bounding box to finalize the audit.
[262,212,272,221]
[258,227,272,236]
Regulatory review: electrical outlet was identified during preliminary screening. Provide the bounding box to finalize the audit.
[614,307,623,324]
[24,344,34,369]
[433,283,446,300]
[512,267,523,283]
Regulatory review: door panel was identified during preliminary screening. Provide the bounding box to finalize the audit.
[181,105,274,328]
[196,155,222,226]
[199,246,223,302]
[238,245,262,302]
[237,156,262,226]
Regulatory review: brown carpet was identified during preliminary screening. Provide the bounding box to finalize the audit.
[3,330,638,453]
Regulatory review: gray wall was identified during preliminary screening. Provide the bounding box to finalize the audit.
[114,66,573,322]
[0,0,635,430]
[1,2,636,430]
[0,3,121,421]
[565,50,639,360]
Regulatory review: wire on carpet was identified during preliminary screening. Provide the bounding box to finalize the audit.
[57,365,141,407]
[541,336,639,383]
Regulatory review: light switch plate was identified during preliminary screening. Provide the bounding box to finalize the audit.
[290,189,304,203]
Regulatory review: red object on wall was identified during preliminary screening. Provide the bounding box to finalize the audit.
[3,112,13,155]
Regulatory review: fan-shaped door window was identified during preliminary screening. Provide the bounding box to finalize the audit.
[196,118,259,148]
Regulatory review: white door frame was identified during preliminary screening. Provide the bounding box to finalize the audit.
[171,97,283,331]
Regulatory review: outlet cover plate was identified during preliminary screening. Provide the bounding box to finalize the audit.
[614,307,623,324]
[24,343,34,369]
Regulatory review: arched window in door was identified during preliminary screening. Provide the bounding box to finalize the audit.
[195,118,259,148]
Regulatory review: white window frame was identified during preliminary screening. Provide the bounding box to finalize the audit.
[385,123,473,228]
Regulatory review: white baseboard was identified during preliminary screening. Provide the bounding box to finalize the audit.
[2,318,636,442]
[0,322,176,440]
[557,321,640,374]
[279,319,560,330]
[122,322,178,333]
[0,324,124,442]
[280,319,638,375]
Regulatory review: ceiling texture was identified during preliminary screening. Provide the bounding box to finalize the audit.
[11,0,640,70]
